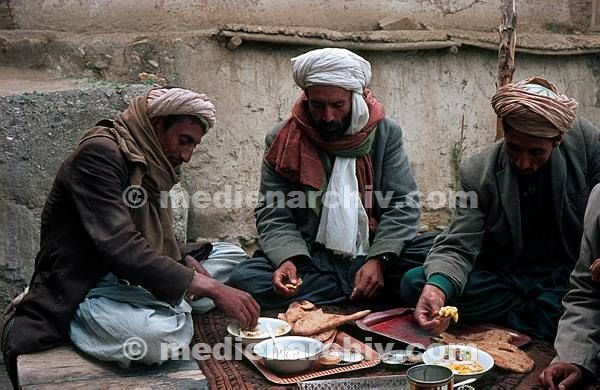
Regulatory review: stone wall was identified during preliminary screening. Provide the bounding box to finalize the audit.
[0,0,15,30]
[0,85,147,305]
[2,31,600,307]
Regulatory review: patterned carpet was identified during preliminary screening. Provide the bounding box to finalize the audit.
[192,308,563,389]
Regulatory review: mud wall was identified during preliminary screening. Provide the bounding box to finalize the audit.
[8,0,594,34]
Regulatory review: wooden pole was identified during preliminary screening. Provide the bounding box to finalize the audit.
[495,0,517,141]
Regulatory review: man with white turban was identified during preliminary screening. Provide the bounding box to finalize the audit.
[402,77,600,341]
[230,48,435,308]
[1,88,259,387]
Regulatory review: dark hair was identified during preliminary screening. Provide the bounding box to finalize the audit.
[501,118,513,134]
[161,115,206,133]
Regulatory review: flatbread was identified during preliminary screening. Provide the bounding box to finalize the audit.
[311,328,337,343]
[293,309,371,336]
[278,301,369,338]
[432,331,533,373]
[323,329,338,345]
[283,301,311,324]
[477,341,535,373]
[434,329,512,344]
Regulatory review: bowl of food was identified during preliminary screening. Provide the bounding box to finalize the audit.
[253,336,324,374]
[422,344,494,381]
[227,317,291,345]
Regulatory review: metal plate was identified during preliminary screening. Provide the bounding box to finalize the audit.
[356,307,531,348]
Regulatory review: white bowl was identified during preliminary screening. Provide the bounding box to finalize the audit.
[227,317,291,345]
[422,344,494,381]
[253,336,324,375]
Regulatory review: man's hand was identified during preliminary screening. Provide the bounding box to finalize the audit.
[350,258,384,301]
[590,258,600,282]
[183,255,211,277]
[188,273,260,329]
[539,362,583,390]
[414,284,451,335]
[273,259,301,297]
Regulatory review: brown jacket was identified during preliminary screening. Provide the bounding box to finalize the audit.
[5,137,194,357]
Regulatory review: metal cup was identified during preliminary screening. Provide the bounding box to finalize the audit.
[406,364,454,390]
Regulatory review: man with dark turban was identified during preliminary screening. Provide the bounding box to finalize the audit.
[402,77,600,339]
[1,88,259,388]
[229,48,435,308]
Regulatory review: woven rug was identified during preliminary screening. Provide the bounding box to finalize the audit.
[192,309,564,389]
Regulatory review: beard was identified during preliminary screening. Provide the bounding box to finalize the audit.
[316,118,350,141]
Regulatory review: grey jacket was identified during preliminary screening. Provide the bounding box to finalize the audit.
[424,116,600,292]
[256,117,420,267]
[553,184,600,375]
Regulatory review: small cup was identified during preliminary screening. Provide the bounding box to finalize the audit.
[381,350,421,371]
[406,364,454,390]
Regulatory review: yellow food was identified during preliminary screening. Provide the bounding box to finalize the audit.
[439,306,459,323]
[447,361,484,375]
[240,328,265,337]
[285,278,304,289]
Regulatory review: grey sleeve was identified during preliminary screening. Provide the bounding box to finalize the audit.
[254,128,311,268]
[553,184,600,375]
[367,121,420,259]
[580,117,600,188]
[423,179,485,293]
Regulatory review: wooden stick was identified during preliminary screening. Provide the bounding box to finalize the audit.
[495,0,517,141]
[219,30,461,52]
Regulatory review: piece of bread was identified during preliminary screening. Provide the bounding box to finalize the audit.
[432,331,533,374]
[282,301,311,324]
[293,309,371,336]
[311,328,337,342]
[438,306,459,323]
[476,341,535,373]
[433,330,512,344]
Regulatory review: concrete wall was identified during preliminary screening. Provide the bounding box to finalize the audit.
[8,0,594,34]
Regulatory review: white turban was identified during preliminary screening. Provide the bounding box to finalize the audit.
[292,48,371,135]
[292,48,375,257]
[147,88,216,132]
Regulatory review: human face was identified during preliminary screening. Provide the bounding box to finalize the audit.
[155,117,205,169]
[503,129,559,176]
[306,85,352,140]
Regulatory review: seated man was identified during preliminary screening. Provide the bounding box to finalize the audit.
[229,48,434,309]
[1,88,259,388]
[401,77,600,339]
[539,184,600,389]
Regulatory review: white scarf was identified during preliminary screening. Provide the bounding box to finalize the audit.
[292,48,372,257]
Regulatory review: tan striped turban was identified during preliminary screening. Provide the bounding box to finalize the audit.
[491,77,578,138]
[147,88,216,132]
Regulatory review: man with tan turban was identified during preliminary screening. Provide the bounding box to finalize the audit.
[1,88,259,387]
[401,77,600,339]
[229,48,435,308]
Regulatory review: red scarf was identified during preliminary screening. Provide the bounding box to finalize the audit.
[265,89,385,231]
